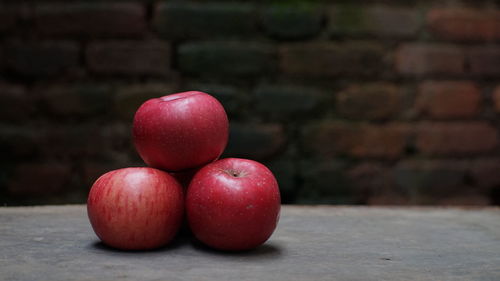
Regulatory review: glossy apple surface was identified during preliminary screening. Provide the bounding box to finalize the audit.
[132,91,229,172]
[87,167,184,250]
[186,158,281,251]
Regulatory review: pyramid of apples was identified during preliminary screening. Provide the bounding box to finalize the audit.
[87,91,281,251]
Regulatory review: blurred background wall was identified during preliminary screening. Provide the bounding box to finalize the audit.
[1,0,500,205]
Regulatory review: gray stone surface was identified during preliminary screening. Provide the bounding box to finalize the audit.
[1,205,500,281]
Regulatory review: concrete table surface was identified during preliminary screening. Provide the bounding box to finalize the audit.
[1,206,499,281]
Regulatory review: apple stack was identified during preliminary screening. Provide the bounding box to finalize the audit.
[87,91,281,251]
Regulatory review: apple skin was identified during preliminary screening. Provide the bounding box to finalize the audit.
[132,91,229,172]
[87,167,184,250]
[186,158,281,251]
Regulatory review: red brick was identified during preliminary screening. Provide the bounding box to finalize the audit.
[255,84,321,119]
[7,162,71,197]
[154,2,257,39]
[0,83,34,122]
[427,8,500,42]
[223,123,286,160]
[470,158,500,190]
[365,6,421,38]
[3,41,79,77]
[330,5,421,38]
[41,86,87,116]
[38,126,94,159]
[347,162,399,204]
[183,83,242,115]
[178,42,275,77]
[82,161,139,187]
[336,83,402,120]
[86,41,170,76]
[302,121,412,159]
[280,42,385,77]
[492,85,500,113]
[90,123,132,155]
[35,3,146,38]
[0,6,17,33]
[297,160,355,204]
[437,193,491,206]
[39,123,130,160]
[393,159,469,204]
[263,158,296,202]
[0,126,40,160]
[82,163,109,186]
[468,46,500,76]
[395,43,465,75]
[114,83,178,120]
[416,122,498,155]
[0,4,29,33]
[40,84,112,117]
[262,5,324,40]
[416,81,481,119]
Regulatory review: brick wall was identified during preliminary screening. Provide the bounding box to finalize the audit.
[1,0,500,205]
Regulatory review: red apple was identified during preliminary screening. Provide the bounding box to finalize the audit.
[132,91,229,172]
[186,158,281,251]
[87,167,184,250]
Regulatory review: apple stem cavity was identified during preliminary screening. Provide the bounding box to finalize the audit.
[223,169,246,178]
